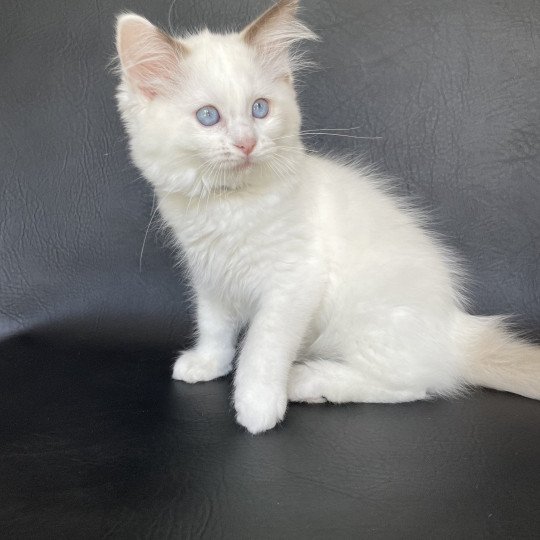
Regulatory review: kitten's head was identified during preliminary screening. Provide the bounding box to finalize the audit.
[115,0,316,196]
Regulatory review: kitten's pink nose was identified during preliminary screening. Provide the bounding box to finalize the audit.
[234,138,256,156]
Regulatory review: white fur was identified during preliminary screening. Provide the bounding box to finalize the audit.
[116,5,540,434]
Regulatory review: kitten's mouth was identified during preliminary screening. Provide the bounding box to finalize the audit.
[235,161,252,170]
[229,159,254,172]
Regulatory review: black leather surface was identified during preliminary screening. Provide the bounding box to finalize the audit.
[1,0,539,537]
[2,337,540,538]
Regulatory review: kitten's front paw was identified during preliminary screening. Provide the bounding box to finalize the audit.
[234,386,287,434]
[172,350,232,383]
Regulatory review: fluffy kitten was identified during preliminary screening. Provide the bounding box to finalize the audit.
[115,0,540,434]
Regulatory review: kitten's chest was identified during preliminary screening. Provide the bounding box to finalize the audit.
[162,194,309,311]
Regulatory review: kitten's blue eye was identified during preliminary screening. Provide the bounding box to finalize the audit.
[196,105,220,126]
[252,98,269,119]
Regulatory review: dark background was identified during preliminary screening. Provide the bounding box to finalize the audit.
[1,0,538,348]
[1,0,539,537]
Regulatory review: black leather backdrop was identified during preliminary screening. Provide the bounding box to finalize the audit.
[1,0,539,537]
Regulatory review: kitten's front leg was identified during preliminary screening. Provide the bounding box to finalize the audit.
[234,294,315,434]
[173,293,237,383]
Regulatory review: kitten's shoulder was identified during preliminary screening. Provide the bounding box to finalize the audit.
[303,153,373,189]
[301,152,403,216]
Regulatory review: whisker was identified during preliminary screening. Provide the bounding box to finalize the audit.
[139,187,175,271]
[272,131,382,142]
[139,192,157,272]
[300,125,364,133]
[301,132,382,140]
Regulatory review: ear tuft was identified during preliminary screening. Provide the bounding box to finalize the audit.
[241,0,317,78]
[116,13,188,99]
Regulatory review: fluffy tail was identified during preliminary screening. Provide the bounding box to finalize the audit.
[459,314,540,400]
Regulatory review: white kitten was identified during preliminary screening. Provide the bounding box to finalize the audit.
[115,0,540,434]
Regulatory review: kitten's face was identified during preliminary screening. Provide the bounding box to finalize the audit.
[116,3,315,195]
[120,34,301,194]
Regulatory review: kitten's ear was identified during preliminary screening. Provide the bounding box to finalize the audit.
[116,13,188,99]
[241,0,317,78]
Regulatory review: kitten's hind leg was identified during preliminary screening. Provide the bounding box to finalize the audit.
[288,359,427,404]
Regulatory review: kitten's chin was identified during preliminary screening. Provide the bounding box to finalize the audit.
[219,156,255,172]
[230,161,254,172]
